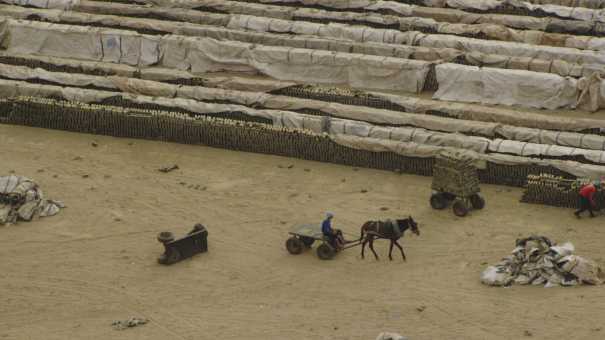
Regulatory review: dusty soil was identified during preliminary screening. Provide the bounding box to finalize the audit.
[1,124,605,340]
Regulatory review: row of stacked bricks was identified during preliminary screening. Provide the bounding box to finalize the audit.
[0,96,577,188]
[521,174,605,209]
[275,85,604,136]
[274,85,408,112]
[0,96,434,175]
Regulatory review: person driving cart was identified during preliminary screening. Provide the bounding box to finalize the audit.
[321,212,346,249]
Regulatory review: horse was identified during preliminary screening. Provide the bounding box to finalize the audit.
[359,216,419,261]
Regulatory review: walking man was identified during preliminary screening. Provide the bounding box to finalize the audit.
[575,180,601,218]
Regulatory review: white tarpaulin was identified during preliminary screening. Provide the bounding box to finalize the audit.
[577,73,605,112]
[2,61,605,151]
[0,0,79,9]
[488,138,605,163]
[9,1,602,70]
[372,91,605,131]
[5,77,605,166]
[3,62,605,150]
[444,0,605,22]
[223,0,605,51]
[331,134,605,178]
[496,125,605,150]
[0,19,431,92]
[2,20,161,66]
[136,0,605,46]
[160,35,432,92]
[0,46,602,131]
[433,64,578,109]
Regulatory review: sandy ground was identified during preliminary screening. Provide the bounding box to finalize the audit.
[1,124,605,340]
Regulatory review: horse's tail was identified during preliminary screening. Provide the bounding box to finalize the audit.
[359,223,367,242]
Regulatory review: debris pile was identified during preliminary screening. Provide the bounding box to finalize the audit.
[158,164,179,173]
[111,317,148,330]
[521,174,605,209]
[0,175,64,225]
[376,332,408,340]
[481,236,604,287]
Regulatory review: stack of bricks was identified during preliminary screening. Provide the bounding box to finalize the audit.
[431,151,481,197]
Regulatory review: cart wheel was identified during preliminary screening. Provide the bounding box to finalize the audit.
[453,200,469,217]
[470,194,485,210]
[157,231,175,244]
[190,223,206,233]
[300,236,315,248]
[286,237,304,255]
[430,193,447,210]
[317,243,336,260]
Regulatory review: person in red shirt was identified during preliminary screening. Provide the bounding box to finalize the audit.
[575,180,601,218]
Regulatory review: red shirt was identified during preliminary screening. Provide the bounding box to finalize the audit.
[580,184,596,200]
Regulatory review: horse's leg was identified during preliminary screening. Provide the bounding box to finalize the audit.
[388,240,394,261]
[368,236,379,261]
[394,240,406,262]
[361,237,367,259]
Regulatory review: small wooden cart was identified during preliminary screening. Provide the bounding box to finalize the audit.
[430,151,485,217]
[157,224,208,265]
[285,223,360,260]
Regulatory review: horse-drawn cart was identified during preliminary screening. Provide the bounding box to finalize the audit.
[430,151,485,217]
[285,223,360,260]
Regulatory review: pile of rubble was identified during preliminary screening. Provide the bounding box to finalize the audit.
[0,175,64,225]
[376,332,408,340]
[481,236,604,287]
[112,317,148,330]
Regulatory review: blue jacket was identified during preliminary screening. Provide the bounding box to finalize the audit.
[321,218,332,235]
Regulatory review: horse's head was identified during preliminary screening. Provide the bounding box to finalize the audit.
[397,216,419,236]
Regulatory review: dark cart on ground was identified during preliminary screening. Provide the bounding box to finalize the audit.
[429,151,485,217]
[157,224,208,265]
[285,223,360,260]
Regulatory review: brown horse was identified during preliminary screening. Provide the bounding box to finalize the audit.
[359,216,419,261]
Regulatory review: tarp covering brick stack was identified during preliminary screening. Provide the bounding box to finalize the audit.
[3,3,605,110]
[481,235,605,287]
[2,0,605,188]
[5,75,605,165]
[0,20,433,93]
[6,63,605,149]
[222,0,605,50]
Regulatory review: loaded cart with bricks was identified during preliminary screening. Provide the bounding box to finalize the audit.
[430,151,485,217]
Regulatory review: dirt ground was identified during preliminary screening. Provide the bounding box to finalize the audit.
[1,124,605,340]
